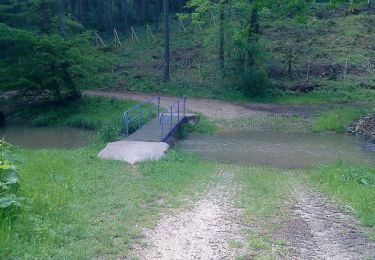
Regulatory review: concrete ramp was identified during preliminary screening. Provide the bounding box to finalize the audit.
[98,141,170,164]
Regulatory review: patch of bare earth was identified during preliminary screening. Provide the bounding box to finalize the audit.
[131,165,248,259]
[277,183,375,259]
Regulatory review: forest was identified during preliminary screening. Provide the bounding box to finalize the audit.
[1,0,375,259]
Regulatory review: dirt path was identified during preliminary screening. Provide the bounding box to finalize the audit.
[131,165,247,259]
[278,179,375,259]
[83,90,322,119]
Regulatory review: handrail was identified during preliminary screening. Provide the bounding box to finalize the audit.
[159,97,186,141]
[123,96,187,142]
[124,96,160,137]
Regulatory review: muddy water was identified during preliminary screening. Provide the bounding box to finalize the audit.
[178,132,375,168]
[0,126,94,149]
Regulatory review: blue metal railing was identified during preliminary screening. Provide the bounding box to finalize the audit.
[124,96,160,137]
[159,97,186,141]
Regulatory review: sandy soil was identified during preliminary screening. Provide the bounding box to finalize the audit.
[131,165,247,259]
[277,182,375,260]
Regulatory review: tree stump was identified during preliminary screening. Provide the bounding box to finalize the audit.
[0,112,5,127]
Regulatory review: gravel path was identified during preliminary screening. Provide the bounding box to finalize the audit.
[277,176,375,260]
[131,165,247,259]
[83,90,322,119]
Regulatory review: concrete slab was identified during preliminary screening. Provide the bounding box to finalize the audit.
[98,141,170,164]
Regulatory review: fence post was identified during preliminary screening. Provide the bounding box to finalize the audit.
[177,98,180,122]
[183,96,187,117]
[170,106,173,131]
[160,113,164,141]
[148,101,152,120]
[157,96,161,116]
[138,111,141,129]
[125,112,129,137]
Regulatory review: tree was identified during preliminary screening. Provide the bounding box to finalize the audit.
[0,24,83,101]
[122,0,129,34]
[57,0,66,36]
[219,0,225,75]
[163,0,170,82]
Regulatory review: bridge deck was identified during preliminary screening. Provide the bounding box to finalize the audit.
[127,115,182,142]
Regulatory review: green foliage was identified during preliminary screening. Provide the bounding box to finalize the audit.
[312,107,365,132]
[0,140,21,212]
[309,162,375,238]
[178,115,217,137]
[237,69,272,97]
[0,147,217,258]
[0,23,83,101]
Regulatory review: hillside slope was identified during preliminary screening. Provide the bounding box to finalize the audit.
[81,4,375,104]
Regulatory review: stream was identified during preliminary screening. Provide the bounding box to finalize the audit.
[0,126,94,149]
[178,131,375,168]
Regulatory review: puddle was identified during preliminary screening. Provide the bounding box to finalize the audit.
[178,132,375,168]
[0,126,95,149]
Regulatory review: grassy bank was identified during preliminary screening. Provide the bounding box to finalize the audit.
[0,148,218,259]
[308,162,375,239]
[312,107,368,132]
[12,96,159,142]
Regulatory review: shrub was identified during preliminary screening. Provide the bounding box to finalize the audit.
[0,140,21,213]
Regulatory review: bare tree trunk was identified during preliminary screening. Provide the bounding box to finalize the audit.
[163,0,170,82]
[79,0,84,23]
[251,7,259,34]
[219,1,225,75]
[0,112,5,128]
[156,0,161,31]
[108,0,114,32]
[57,0,66,36]
[122,0,128,34]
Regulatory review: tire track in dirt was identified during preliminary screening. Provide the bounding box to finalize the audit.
[131,164,247,259]
[279,173,375,259]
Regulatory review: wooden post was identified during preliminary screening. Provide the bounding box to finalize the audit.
[131,26,140,44]
[147,24,155,40]
[0,112,5,128]
[114,28,122,47]
[179,19,186,32]
[95,32,106,47]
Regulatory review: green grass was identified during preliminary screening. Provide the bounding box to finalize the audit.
[307,162,375,239]
[234,166,291,258]
[312,107,366,132]
[0,147,218,259]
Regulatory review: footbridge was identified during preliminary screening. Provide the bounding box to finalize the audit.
[124,96,191,142]
[98,96,196,164]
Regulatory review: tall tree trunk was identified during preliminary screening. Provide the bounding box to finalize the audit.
[57,0,66,36]
[219,1,225,75]
[251,7,259,34]
[0,112,5,128]
[79,0,84,24]
[155,0,161,31]
[163,0,170,82]
[97,0,104,31]
[122,0,128,34]
[108,0,114,32]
